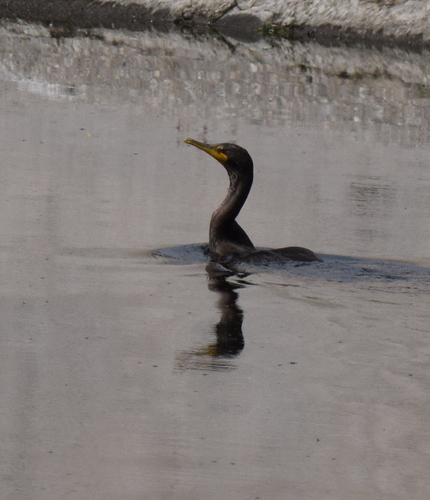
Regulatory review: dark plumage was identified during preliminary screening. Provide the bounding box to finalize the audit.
[184,138,322,264]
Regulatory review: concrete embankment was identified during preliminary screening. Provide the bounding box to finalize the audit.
[0,0,429,47]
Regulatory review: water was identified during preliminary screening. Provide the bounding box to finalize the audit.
[1,22,430,499]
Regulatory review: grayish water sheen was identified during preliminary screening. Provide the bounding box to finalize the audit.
[1,22,430,500]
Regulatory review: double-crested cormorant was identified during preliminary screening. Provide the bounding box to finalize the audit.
[184,138,322,264]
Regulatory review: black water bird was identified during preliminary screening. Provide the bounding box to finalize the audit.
[184,138,322,264]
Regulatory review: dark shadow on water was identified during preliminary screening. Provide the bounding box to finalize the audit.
[58,245,430,292]
[206,263,245,357]
[175,262,247,372]
[154,244,430,291]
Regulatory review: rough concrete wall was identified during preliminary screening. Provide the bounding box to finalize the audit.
[116,0,234,17]
[112,0,430,40]
[0,0,429,43]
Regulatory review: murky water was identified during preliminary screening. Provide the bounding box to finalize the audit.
[1,22,430,499]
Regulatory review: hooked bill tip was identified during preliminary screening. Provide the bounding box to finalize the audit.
[183,138,228,164]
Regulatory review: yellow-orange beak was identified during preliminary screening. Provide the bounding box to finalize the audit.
[184,138,228,164]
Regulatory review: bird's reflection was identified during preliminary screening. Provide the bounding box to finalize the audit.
[175,263,247,371]
[206,262,245,357]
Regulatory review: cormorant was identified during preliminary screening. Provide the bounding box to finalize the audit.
[184,138,322,264]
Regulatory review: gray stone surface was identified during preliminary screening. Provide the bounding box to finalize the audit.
[89,0,430,41]
[0,0,429,44]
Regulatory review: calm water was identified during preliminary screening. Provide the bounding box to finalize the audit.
[1,22,430,499]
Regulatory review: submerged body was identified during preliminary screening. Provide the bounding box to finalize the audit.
[184,138,322,264]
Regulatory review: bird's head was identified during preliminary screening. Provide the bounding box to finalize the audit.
[184,138,253,178]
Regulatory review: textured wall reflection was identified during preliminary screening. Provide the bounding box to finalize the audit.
[1,21,430,146]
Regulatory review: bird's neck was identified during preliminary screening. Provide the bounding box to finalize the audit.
[210,172,253,228]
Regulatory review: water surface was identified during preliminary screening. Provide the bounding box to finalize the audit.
[1,23,430,500]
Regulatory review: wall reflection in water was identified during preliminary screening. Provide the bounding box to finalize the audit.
[2,21,430,148]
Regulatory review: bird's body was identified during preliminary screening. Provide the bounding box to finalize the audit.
[184,138,322,264]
